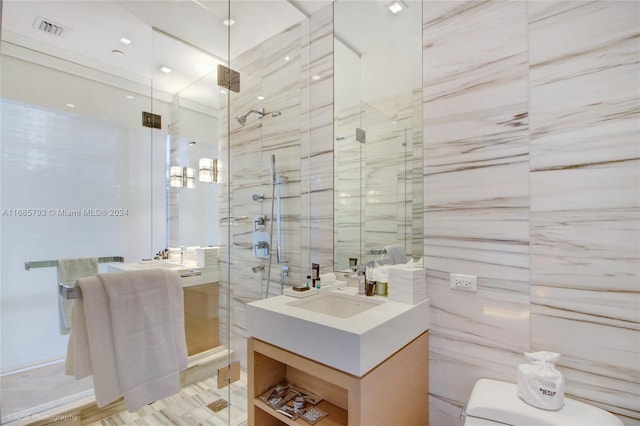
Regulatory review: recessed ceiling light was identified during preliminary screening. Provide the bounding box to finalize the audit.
[223,19,235,27]
[119,37,131,45]
[284,56,290,62]
[257,95,265,101]
[311,75,320,80]
[126,95,134,100]
[159,66,172,74]
[66,103,75,108]
[386,0,406,14]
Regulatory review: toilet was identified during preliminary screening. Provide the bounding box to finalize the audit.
[464,379,623,426]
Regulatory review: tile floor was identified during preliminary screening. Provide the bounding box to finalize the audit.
[87,373,248,426]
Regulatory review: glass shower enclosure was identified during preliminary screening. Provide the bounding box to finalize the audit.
[0,1,238,424]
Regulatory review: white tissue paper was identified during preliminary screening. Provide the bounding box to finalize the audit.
[517,351,565,410]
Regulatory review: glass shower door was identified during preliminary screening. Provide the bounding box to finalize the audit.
[0,10,161,420]
[0,0,237,424]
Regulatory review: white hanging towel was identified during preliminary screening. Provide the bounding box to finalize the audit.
[57,257,98,335]
[65,268,188,411]
[101,269,188,411]
[66,275,121,405]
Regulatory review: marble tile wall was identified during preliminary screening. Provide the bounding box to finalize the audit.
[305,4,335,272]
[528,1,639,421]
[218,4,334,369]
[423,1,639,424]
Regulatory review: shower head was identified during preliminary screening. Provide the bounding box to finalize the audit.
[234,108,265,126]
[235,114,247,126]
[234,108,282,127]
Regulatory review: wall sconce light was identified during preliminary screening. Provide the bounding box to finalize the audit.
[199,158,218,183]
[170,166,196,188]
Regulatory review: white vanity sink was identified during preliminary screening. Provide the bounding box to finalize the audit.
[247,289,429,377]
[288,292,384,318]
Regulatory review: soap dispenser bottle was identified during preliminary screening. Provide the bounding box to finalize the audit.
[311,263,320,288]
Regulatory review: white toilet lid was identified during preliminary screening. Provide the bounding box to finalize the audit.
[466,379,623,426]
[464,415,503,426]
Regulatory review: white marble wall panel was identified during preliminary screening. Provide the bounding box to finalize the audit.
[423,1,530,425]
[411,88,424,258]
[529,1,640,423]
[299,16,312,273]
[307,4,334,271]
[217,5,335,369]
[424,1,639,425]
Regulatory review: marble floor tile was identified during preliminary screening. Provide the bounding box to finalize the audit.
[91,373,248,426]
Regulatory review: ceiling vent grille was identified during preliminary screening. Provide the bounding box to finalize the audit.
[33,16,65,37]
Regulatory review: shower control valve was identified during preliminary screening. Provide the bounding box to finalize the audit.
[255,241,269,249]
[253,215,266,231]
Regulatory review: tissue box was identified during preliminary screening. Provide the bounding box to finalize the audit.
[388,285,427,304]
[517,351,565,410]
[197,247,219,266]
[388,266,426,304]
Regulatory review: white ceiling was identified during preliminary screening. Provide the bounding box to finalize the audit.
[1,0,420,110]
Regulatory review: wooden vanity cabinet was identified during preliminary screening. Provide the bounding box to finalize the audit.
[247,331,428,426]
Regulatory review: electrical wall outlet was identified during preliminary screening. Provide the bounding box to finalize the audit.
[450,273,477,292]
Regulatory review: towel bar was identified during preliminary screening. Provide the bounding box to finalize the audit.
[59,283,82,300]
[58,269,202,300]
[24,256,124,271]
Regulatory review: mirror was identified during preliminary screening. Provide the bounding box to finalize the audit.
[333,0,423,271]
[167,69,222,248]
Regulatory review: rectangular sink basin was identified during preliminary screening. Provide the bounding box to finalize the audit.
[288,292,384,318]
[107,261,220,288]
[247,289,429,377]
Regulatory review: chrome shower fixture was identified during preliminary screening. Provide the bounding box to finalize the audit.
[252,194,264,202]
[235,108,264,126]
[234,107,282,126]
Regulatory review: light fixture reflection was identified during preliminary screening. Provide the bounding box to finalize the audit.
[170,166,184,188]
[199,158,218,183]
[170,166,196,188]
